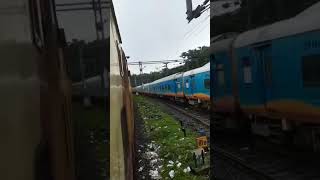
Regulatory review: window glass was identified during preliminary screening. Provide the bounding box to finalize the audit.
[192,80,196,89]
[185,80,189,89]
[216,64,225,86]
[242,57,252,84]
[204,79,210,89]
[302,55,320,87]
[178,83,181,89]
[243,66,252,83]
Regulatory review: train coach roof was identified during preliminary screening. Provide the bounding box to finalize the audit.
[210,37,235,54]
[183,63,210,77]
[234,2,320,48]
[153,73,179,84]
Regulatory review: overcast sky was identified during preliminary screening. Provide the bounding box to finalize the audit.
[113,0,210,74]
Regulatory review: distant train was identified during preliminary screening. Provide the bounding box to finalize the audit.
[210,2,320,151]
[133,63,210,107]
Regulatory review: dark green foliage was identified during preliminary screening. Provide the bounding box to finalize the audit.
[131,46,209,87]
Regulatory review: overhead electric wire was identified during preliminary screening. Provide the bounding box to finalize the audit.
[185,14,210,40]
[127,57,205,66]
[184,11,210,38]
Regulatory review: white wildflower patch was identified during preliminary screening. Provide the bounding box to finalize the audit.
[143,141,162,179]
[144,151,158,159]
[149,170,161,179]
[176,162,182,168]
[150,159,158,166]
[183,166,191,173]
[138,166,144,172]
[169,170,175,178]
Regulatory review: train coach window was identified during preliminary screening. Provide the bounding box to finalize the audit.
[216,64,225,86]
[242,57,253,84]
[185,80,190,89]
[192,80,196,89]
[177,83,181,89]
[302,55,320,87]
[204,79,210,89]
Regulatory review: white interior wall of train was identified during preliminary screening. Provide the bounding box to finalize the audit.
[0,1,42,180]
[109,2,126,179]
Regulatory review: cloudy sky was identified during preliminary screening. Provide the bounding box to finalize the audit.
[113,0,210,74]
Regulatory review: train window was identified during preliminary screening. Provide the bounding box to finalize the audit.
[192,80,196,89]
[302,55,320,87]
[242,57,253,84]
[117,42,125,77]
[168,85,171,91]
[177,82,181,89]
[185,80,190,89]
[216,64,225,86]
[204,79,210,89]
[243,66,252,84]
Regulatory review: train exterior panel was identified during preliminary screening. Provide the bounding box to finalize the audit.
[211,38,238,113]
[210,2,320,150]
[174,73,184,98]
[110,4,135,179]
[233,3,320,123]
[183,64,210,103]
[134,63,210,106]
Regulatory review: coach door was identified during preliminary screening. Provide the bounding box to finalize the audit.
[254,45,272,107]
[190,75,196,96]
[174,79,178,95]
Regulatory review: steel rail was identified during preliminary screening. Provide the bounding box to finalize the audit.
[164,102,210,128]
[213,146,274,180]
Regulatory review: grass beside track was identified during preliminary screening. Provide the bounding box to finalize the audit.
[135,96,208,180]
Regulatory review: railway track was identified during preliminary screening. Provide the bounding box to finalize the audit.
[163,102,210,128]
[213,146,274,180]
[214,134,320,180]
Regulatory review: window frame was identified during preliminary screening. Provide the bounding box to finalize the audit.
[242,57,253,84]
[302,55,320,87]
[204,79,210,89]
[216,63,225,87]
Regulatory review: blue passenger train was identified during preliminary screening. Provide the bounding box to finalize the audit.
[210,2,320,150]
[134,63,210,106]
